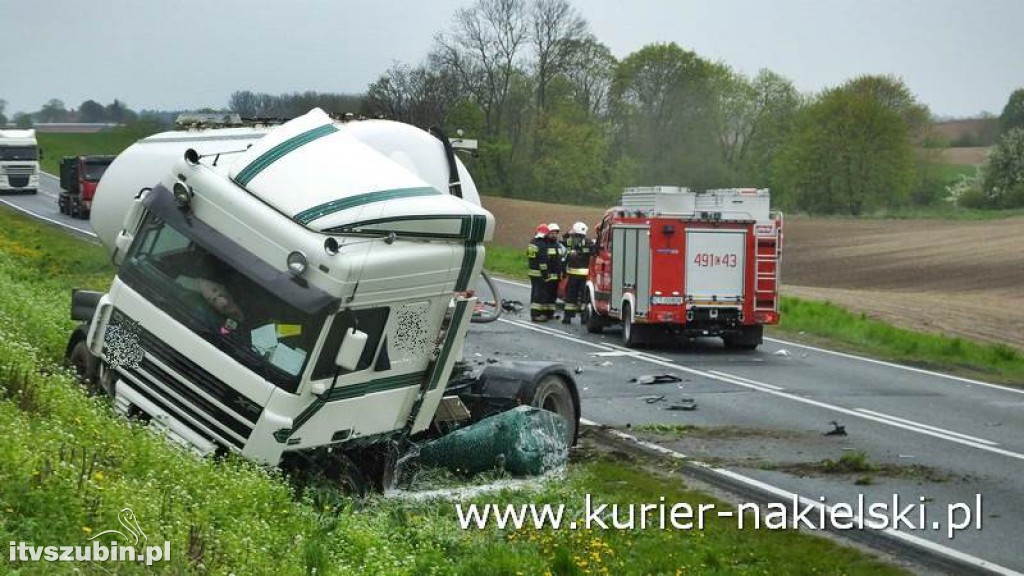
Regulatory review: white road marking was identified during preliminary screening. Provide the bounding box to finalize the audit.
[491,277,1023,397]
[498,315,1024,462]
[0,197,98,238]
[593,422,1021,576]
[766,336,1024,396]
[855,408,998,446]
[707,369,785,391]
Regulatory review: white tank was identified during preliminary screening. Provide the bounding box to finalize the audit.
[91,113,481,254]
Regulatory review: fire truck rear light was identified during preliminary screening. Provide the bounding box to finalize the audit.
[654,291,662,296]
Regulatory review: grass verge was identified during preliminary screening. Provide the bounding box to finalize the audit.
[775,297,1024,385]
[37,127,163,175]
[0,206,909,573]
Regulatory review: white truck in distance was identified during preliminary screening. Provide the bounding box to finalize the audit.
[67,109,579,491]
[0,129,41,194]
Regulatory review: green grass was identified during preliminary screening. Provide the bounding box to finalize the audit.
[37,127,163,175]
[0,204,911,574]
[486,245,1023,385]
[776,297,1024,385]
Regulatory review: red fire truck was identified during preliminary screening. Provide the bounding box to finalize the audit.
[583,186,783,349]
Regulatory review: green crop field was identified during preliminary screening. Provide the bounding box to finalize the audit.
[37,127,163,174]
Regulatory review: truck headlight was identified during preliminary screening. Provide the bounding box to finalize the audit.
[287,251,308,276]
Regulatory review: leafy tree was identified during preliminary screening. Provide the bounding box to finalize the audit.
[981,127,1024,208]
[609,43,722,188]
[14,112,32,128]
[774,86,914,214]
[78,99,106,122]
[531,103,609,204]
[999,88,1024,135]
[104,99,136,124]
[37,99,69,123]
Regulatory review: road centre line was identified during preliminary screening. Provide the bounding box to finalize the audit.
[855,408,998,446]
[707,369,785,391]
[498,316,1024,463]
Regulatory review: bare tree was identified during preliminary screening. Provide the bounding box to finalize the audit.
[433,0,529,135]
[530,0,587,112]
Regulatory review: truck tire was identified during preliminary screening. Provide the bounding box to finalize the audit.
[723,325,762,351]
[67,338,100,392]
[622,302,644,348]
[530,373,579,446]
[584,300,603,334]
[58,195,69,215]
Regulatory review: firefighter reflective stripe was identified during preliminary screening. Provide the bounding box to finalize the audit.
[567,267,589,276]
[528,270,543,277]
[546,248,558,256]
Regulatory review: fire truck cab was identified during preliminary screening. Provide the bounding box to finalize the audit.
[583,186,783,349]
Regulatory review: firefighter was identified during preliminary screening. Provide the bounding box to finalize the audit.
[527,223,551,321]
[544,222,564,319]
[562,221,594,324]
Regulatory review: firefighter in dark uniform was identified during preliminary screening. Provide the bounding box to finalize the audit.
[544,222,564,319]
[562,221,594,324]
[527,223,551,321]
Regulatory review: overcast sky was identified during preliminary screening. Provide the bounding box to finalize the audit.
[2,0,1021,119]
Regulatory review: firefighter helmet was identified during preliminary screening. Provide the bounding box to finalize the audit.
[548,222,560,233]
[535,223,550,238]
[571,221,588,235]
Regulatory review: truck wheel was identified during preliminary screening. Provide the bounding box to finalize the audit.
[723,326,762,351]
[68,339,100,392]
[622,302,643,348]
[531,373,579,447]
[584,300,603,334]
[58,196,68,215]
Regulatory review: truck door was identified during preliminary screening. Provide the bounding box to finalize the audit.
[611,225,650,314]
[684,228,746,303]
[590,214,614,313]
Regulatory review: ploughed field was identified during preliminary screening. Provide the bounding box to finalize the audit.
[482,196,1024,349]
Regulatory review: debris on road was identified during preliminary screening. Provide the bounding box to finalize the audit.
[641,395,667,404]
[597,361,613,367]
[666,398,697,411]
[774,349,790,357]
[631,374,683,385]
[824,421,847,436]
[500,299,524,315]
[574,364,584,375]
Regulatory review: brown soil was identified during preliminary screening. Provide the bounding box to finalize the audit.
[483,196,1024,349]
[939,146,990,166]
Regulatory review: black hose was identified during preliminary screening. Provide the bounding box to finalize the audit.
[470,269,501,323]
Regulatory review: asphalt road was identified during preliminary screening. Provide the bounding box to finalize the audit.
[2,183,1021,573]
[0,172,98,238]
[466,277,1024,574]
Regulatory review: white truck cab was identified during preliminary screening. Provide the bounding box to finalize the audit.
[0,129,41,194]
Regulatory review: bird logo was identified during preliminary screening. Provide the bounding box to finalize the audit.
[87,507,148,546]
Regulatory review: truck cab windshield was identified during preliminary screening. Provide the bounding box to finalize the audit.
[82,162,109,181]
[0,146,38,161]
[119,214,325,393]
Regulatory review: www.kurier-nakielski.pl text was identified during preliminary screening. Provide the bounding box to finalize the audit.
[456,494,983,539]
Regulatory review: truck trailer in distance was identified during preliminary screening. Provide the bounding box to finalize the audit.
[59,155,115,218]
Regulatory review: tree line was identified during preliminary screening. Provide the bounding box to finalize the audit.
[5,0,1022,212]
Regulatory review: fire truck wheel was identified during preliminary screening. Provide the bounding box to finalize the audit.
[622,303,644,348]
[584,301,603,334]
[531,373,579,447]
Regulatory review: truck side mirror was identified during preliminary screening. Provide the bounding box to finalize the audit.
[111,190,149,266]
[335,328,369,371]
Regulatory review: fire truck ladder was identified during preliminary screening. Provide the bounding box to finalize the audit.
[754,212,783,314]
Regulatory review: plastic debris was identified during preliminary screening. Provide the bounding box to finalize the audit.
[641,395,666,404]
[418,406,570,476]
[630,374,683,385]
[598,361,613,367]
[774,349,790,357]
[574,364,584,375]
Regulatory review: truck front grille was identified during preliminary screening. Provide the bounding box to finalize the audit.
[109,309,262,450]
[2,165,35,175]
[5,176,29,188]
